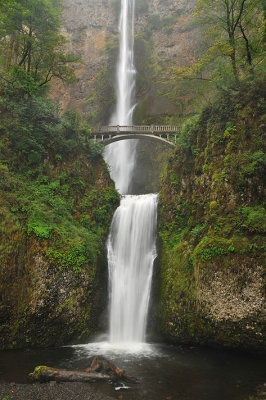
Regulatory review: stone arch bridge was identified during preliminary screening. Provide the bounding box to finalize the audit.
[91,126,179,147]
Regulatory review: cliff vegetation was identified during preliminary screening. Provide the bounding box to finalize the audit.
[158,0,265,352]
[0,0,119,349]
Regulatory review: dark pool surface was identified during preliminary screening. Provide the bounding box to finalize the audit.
[0,342,265,400]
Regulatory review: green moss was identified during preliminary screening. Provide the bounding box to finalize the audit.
[195,236,228,263]
[0,101,119,349]
[147,12,181,32]
[29,365,49,380]
[209,201,218,214]
[158,80,266,351]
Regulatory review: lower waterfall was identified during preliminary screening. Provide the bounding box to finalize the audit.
[107,194,158,344]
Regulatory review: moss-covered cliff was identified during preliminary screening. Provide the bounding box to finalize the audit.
[0,96,119,350]
[158,80,265,352]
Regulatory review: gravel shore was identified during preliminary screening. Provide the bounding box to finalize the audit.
[0,382,116,400]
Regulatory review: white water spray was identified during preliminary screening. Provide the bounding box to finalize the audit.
[104,0,158,347]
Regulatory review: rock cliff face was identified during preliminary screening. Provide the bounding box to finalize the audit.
[51,0,115,115]
[52,0,197,122]
[158,82,265,352]
[45,0,266,354]
[0,155,119,349]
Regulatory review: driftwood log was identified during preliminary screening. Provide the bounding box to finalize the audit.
[29,355,137,383]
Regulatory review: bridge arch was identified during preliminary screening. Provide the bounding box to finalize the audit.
[98,133,175,147]
[91,125,178,148]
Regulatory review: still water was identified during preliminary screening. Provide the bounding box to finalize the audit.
[0,343,264,400]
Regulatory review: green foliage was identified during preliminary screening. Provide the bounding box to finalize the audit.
[88,141,104,160]
[170,173,179,187]
[91,66,116,123]
[147,13,180,32]
[209,201,218,214]
[240,151,266,178]
[0,0,119,351]
[46,235,99,272]
[1,160,118,276]
[2,95,60,167]
[0,0,77,94]
[156,7,265,352]
[166,0,265,122]
[239,206,266,233]
[0,92,119,279]
[159,79,265,271]
[193,0,264,82]
[175,115,200,150]
[134,34,156,97]
[191,223,207,239]
[224,147,266,189]
[196,237,228,262]
[0,94,98,170]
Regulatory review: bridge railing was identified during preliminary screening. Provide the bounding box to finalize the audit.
[93,125,179,134]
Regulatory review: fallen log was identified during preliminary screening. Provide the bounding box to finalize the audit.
[29,366,110,383]
[29,355,137,383]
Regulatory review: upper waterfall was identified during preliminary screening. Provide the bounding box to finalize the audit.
[104,0,138,195]
[111,0,136,125]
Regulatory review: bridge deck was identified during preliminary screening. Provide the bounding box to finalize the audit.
[93,125,178,134]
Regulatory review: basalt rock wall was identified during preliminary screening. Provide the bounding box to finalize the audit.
[157,81,266,352]
[0,154,119,349]
[51,0,197,122]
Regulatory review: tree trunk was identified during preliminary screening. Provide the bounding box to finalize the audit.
[239,23,253,72]
[229,35,239,84]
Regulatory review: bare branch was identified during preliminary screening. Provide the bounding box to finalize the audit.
[233,0,247,32]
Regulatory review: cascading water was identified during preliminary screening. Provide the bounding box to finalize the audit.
[107,194,158,343]
[104,0,158,346]
[104,0,137,195]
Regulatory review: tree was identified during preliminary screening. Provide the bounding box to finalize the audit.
[0,0,77,93]
[162,0,265,123]
[193,0,264,83]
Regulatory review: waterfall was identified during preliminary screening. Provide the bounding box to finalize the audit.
[104,0,137,195]
[104,0,158,346]
[107,195,158,343]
